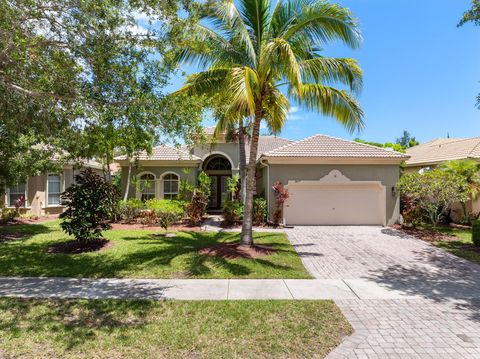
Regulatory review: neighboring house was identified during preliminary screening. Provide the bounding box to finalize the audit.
[405,137,480,218]
[2,159,105,216]
[116,129,408,226]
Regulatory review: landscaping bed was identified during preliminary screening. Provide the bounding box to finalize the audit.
[0,297,350,359]
[0,220,310,279]
[394,224,480,265]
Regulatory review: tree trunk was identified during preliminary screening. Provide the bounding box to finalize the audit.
[105,153,112,183]
[240,109,262,245]
[238,119,247,204]
[123,160,132,201]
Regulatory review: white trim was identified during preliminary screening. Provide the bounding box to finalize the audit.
[160,171,180,199]
[45,173,63,207]
[201,151,237,170]
[5,178,29,208]
[136,171,157,200]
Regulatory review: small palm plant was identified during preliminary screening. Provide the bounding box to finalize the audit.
[176,0,364,244]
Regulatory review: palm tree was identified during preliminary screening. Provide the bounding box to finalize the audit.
[176,0,364,245]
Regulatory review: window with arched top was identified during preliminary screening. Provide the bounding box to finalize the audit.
[139,173,155,201]
[204,156,231,171]
[163,173,179,200]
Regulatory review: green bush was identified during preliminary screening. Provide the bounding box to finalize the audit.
[222,200,243,225]
[60,169,118,243]
[253,197,267,225]
[118,199,144,223]
[144,199,185,228]
[472,220,480,247]
[0,207,17,223]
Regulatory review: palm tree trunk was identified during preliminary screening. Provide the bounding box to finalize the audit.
[123,160,132,201]
[241,110,261,245]
[238,119,247,204]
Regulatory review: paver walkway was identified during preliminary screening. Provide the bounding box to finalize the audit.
[285,226,480,359]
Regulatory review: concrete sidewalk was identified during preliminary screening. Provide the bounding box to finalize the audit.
[2,277,480,301]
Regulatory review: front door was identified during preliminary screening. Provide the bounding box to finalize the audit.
[208,175,230,210]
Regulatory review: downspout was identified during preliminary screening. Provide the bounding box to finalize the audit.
[259,157,270,221]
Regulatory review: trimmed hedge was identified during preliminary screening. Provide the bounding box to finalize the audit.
[472,220,480,247]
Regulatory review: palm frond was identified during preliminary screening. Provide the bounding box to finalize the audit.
[282,1,362,49]
[176,68,231,97]
[292,83,364,133]
[263,85,289,134]
[229,66,259,115]
[299,57,362,93]
[239,0,271,50]
[264,38,302,87]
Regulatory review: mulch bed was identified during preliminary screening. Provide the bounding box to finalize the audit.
[220,222,283,230]
[1,215,60,226]
[48,239,113,254]
[199,243,276,259]
[0,232,27,243]
[111,221,202,232]
[391,224,459,243]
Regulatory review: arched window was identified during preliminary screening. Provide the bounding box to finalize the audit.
[139,173,155,201]
[163,173,179,200]
[204,156,231,171]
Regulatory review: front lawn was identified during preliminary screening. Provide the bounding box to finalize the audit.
[428,226,480,265]
[0,221,310,279]
[0,298,350,359]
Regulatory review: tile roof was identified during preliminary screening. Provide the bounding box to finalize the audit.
[262,134,409,159]
[115,145,201,161]
[246,136,294,161]
[405,138,480,166]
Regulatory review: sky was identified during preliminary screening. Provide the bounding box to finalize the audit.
[167,0,480,143]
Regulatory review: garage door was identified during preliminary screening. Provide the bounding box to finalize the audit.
[284,182,386,226]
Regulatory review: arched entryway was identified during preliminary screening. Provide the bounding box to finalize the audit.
[202,154,232,211]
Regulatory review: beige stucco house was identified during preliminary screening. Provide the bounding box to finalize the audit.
[405,137,480,217]
[117,130,408,226]
[2,160,104,216]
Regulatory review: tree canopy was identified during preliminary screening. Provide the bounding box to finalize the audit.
[0,0,207,186]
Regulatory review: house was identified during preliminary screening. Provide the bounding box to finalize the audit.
[116,129,408,226]
[405,137,480,218]
[2,159,105,216]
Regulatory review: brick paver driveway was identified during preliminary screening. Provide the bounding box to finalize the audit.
[286,226,480,358]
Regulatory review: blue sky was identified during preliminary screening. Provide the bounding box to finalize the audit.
[168,0,480,143]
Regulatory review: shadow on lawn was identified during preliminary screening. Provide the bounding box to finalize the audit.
[0,229,298,279]
[0,297,155,350]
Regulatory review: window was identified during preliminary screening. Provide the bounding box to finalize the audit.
[8,183,26,207]
[47,174,62,205]
[139,173,155,201]
[204,156,231,171]
[163,173,179,200]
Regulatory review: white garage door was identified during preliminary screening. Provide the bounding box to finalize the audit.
[284,182,386,226]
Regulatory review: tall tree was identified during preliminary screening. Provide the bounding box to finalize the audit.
[459,0,480,107]
[177,0,364,244]
[0,0,206,188]
[395,130,419,149]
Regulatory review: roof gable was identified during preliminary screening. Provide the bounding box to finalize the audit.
[406,137,480,166]
[262,134,408,159]
[115,145,201,161]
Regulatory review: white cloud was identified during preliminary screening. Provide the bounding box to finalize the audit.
[288,106,300,114]
[132,10,150,22]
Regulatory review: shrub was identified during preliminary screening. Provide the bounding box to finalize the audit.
[60,169,119,243]
[222,200,243,225]
[396,170,470,226]
[145,199,185,222]
[253,197,267,225]
[186,191,208,224]
[473,220,480,247]
[178,179,195,202]
[0,207,17,223]
[118,199,144,223]
[272,181,289,226]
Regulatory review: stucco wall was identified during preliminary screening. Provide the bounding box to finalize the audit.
[120,166,199,200]
[265,164,401,225]
[192,143,240,170]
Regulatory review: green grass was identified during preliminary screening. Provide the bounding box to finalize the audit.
[420,225,480,265]
[0,221,310,279]
[0,298,351,359]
